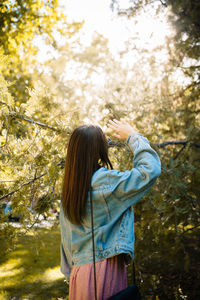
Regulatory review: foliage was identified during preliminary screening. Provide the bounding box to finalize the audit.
[0,0,82,102]
[0,1,200,299]
[110,0,200,299]
[0,226,68,300]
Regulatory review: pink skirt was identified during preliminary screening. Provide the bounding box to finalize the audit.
[69,254,127,300]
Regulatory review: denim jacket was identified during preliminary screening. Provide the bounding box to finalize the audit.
[59,132,161,278]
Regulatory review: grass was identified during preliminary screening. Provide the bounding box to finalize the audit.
[0,224,68,300]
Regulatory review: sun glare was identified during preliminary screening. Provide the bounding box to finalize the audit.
[134,15,171,47]
[61,0,172,53]
[35,0,173,85]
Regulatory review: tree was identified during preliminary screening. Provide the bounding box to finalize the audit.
[1,3,200,297]
[0,0,82,255]
[0,0,82,102]
[110,1,200,298]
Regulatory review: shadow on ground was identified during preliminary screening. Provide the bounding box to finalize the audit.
[0,225,68,300]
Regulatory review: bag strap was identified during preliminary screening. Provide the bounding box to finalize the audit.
[132,260,136,284]
[89,187,136,300]
[89,187,98,300]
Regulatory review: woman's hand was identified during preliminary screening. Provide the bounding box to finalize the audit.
[108,119,137,140]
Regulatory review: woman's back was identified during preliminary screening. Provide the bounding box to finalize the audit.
[60,127,161,279]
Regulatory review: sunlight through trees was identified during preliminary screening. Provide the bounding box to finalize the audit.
[0,0,200,299]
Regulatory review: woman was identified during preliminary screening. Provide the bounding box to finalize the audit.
[60,119,161,300]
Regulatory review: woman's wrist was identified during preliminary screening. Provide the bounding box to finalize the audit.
[126,131,140,144]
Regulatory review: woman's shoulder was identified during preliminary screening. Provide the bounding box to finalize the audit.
[91,167,129,189]
[91,167,108,189]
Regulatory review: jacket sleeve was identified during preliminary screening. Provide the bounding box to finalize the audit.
[108,132,161,204]
[60,242,71,281]
[59,204,72,281]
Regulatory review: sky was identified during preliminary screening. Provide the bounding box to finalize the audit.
[61,0,128,52]
[34,0,178,90]
[35,0,172,63]
[60,0,172,54]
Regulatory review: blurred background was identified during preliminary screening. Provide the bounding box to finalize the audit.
[0,0,200,299]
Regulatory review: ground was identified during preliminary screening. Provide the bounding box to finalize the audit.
[0,224,68,300]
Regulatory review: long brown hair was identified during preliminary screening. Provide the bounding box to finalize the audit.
[62,125,113,225]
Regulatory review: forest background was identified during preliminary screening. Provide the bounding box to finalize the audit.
[0,0,200,299]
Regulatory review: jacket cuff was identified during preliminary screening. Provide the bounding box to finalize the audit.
[126,132,141,145]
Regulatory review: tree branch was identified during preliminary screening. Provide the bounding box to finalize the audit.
[159,0,167,7]
[0,110,9,148]
[0,159,65,201]
[181,224,200,235]
[0,172,46,201]
[1,139,199,201]
[17,116,59,131]
[108,139,200,149]
[173,144,187,160]
[13,114,72,134]
[156,141,200,148]
[180,65,200,69]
